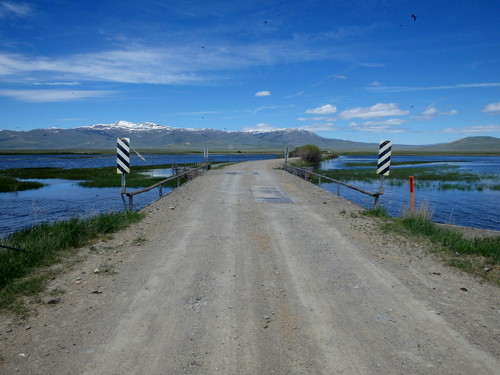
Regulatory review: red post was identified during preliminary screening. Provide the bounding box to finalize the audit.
[409,176,415,215]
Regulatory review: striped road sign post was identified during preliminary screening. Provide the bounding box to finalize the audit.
[377,140,392,194]
[117,138,130,193]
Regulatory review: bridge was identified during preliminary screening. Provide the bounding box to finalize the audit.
[1,159,498,374]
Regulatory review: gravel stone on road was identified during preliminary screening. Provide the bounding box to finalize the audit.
[1,159,498,374]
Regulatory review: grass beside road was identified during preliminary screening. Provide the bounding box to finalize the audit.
[0,211,144,315]
[365,207,500,283]
[400,214,500,262]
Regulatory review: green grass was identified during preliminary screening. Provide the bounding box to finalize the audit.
[0,211,144,313]
[0,164,190,189]
[0,176,45,192]
[399,213,500,263]
[363,206,389,218]
[364,207,500,283]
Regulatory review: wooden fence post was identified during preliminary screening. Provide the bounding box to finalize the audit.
[409,176,415,215]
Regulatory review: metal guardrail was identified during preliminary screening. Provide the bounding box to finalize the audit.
[123,163,210,211]
[283,164,381,208]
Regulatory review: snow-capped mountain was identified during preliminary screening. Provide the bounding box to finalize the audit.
[1,120,352,151]
[2,120,496,152]
[78,121,172,132]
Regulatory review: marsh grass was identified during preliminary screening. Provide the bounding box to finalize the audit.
[0,176,45,192]
[0,211,144,313]
[0,164,189,189]
[345,161,442,167]
[315,164,497,191]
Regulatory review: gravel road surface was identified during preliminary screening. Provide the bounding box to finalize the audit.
[1,159,499,374]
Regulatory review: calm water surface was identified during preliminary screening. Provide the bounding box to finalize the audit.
[1,154,498,236]
[0,154,276,237]
[319,155,500,231]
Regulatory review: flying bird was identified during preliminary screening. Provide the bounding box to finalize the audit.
[411,14,417,21]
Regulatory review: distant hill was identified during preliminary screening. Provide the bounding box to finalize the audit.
[416,136,500,153]
[0,121,498,154]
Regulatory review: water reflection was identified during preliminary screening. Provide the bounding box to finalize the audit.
[0,153,277,237]
[0,178,169,237]
[318,155,500,231]
[140,168,174,178]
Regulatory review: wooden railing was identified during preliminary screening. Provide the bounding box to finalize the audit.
[283,164,381,208]
[123,163,210,211]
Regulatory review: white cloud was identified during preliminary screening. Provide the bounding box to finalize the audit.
[284,91,304,99]
[440,110,458,115]
[422,106,438,117]
[417,105,458,120]
[0,50,205,84]
[0,2,32,17]
[482,102,500,115]
[305,104,337,115]
[0,36,343,85]
[297,116,336,122]
[299,123,338,132]
[362,119,407,126]
[348,122,407,133]
[443,124,500,133]
[367,82,500,93]
[242,123,284,132]
[0,89,115,102]
[56,118,86,122]
[33,82,81,86]
[252,104,293,114]
[340,103,409,119]
[255,90,271,97]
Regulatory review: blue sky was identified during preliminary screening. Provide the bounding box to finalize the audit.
[0,0,499,145]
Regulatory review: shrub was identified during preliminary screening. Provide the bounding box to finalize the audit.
[294,144,322,164]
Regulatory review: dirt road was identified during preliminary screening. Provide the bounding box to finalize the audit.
[1,159,499,374]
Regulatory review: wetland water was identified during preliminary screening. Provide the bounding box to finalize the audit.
[0,153,275,237]
[319,155,500,232]
[0,154,498,237]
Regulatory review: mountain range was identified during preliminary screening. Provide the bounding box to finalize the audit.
[1,121,499,153]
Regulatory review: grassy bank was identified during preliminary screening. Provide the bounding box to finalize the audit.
[0,211,144,314]
[0,176,45,192]
[365,208,500,283]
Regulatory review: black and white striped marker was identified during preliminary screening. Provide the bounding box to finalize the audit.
[117,137,130,174]
[377,140,392,176]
